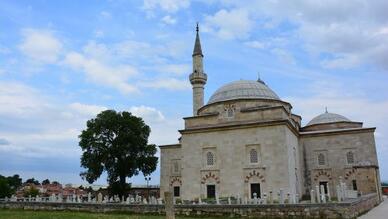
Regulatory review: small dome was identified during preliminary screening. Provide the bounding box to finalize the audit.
[208,80,280,104]
[306,112,351,126]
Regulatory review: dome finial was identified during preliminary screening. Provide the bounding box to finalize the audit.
[257,71,265,84]
[325,107,328,113]
[196,22,199,33]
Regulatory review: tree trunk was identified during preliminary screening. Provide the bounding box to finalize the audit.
[119,175,126,197]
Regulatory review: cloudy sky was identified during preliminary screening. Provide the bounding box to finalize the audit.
[1,0,388,186]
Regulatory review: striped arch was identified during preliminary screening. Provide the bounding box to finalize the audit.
[244,170,265,183]
[344,168,356,180]
[200,172,220,184]
[169,177,182,186]
[313,170,332,182]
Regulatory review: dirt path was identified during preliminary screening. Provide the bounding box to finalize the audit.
[359,197,388,219]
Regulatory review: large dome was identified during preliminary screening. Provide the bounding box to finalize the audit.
[306,112,351,126]
[207,80,280,104]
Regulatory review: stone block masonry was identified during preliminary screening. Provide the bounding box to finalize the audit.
[0,193,380,219]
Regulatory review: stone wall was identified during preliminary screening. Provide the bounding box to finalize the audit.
[0,193,380,219]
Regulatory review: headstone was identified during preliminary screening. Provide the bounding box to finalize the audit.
[10,195,17,202]
[336,185,342,202]
[253,193,258,204]
[310,189,315,203]
[295,194,299,204]
[287,193,290,204]
[237,194,241,204]
[244,197,248,205]
[262,193,267,204]
[279,189,284,204]
[198,197,202,204]
[227,197,231,205]
[269,191,273,204]
[97,193,102,203]
[164,192,175,219]
[87,192,91,203]
[327,184,331,202]
[143,197,148,204]
[320,185,326,203]
[315,185,321,203]
[215,192,220,205]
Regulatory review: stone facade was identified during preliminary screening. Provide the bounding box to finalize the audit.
[159,28,382,202]
[0,193,380,219]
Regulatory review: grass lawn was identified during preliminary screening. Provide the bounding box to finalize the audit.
[0,209,219,219]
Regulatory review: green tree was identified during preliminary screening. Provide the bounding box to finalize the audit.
[23,187,39,197]
[0,177,11,198]
[42,179,50,185]
[79,110,158,197]
[25,178,40,185]
[6,174,22,192]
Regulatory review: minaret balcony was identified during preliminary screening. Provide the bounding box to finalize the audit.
[189,72,207,84]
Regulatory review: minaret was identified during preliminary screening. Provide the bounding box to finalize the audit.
[189,23,207,116]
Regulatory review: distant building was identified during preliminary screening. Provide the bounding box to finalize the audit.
[159,25,382,201]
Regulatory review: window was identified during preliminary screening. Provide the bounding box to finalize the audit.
[206,152,214,166]
[174,162,179,173]
[352,180,357,191]
[173,186,180,197]
[207,185,216,198]
[250,183,261,199]
[227,108,234,118]
[318,153,325,166]
[250,149,258,163]
[346,151,355,164]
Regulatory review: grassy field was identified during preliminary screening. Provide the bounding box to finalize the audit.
[0,209,219,219]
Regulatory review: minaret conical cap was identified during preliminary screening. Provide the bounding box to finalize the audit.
[193,23,203,57]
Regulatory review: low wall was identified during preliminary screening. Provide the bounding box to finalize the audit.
[0,193,380,219]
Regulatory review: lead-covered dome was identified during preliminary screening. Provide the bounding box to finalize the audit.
[306,112,351,126]
[207,80,280,104]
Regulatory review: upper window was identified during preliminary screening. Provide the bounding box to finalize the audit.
[318,153,325,166]
[206,152,214,166]
[346,151,355,164]
[227,108,234,118]
[173,162,179,173]
[250,149,258,163]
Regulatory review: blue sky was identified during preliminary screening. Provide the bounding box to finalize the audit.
[1,0,388,186]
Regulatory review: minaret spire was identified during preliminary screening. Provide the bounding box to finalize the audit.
[193,22,203,57]
[189,23,207,116]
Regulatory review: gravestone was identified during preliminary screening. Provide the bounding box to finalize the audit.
[215,192,220,205]
[97,193,103,203]
[262,193,267,204]
[228,197,231,205]
[279,189,284,204]
[327,184,331,202]
[315,185,321,203]
[269,191,273,204]
[320,185,326,203]
[310,189,315,203]
[164,192,175,219]
[253,193,258,204]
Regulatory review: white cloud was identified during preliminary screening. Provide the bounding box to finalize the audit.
[130,105,165,123]
[244,40,267,49]
[271,48,296,65]
[204,8,253,40]
[19,29,62,63]
[68,102,107,117]
[143,0,190,13]
[161,15,177,25]
[64,52,138,94]
[139,78,191,90]
[0,138,10,145]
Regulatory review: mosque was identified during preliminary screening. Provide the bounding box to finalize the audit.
[159,26,382,201]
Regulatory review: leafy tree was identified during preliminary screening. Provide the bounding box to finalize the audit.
[6,174,22,191]
[23,187,39,197]
[25,178,40,185]
[42,179,50,185]
[0,177,11,198]
[79,110,158,197]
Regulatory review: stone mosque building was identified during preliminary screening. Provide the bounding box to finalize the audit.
[159,26,382,201]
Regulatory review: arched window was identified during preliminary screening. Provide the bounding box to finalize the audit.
[206,152,214,166]
[227,108,234,118]
[174,162,179,173]
[250,149,258,163]
[346,151,354,164]
[318,153,325,166]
